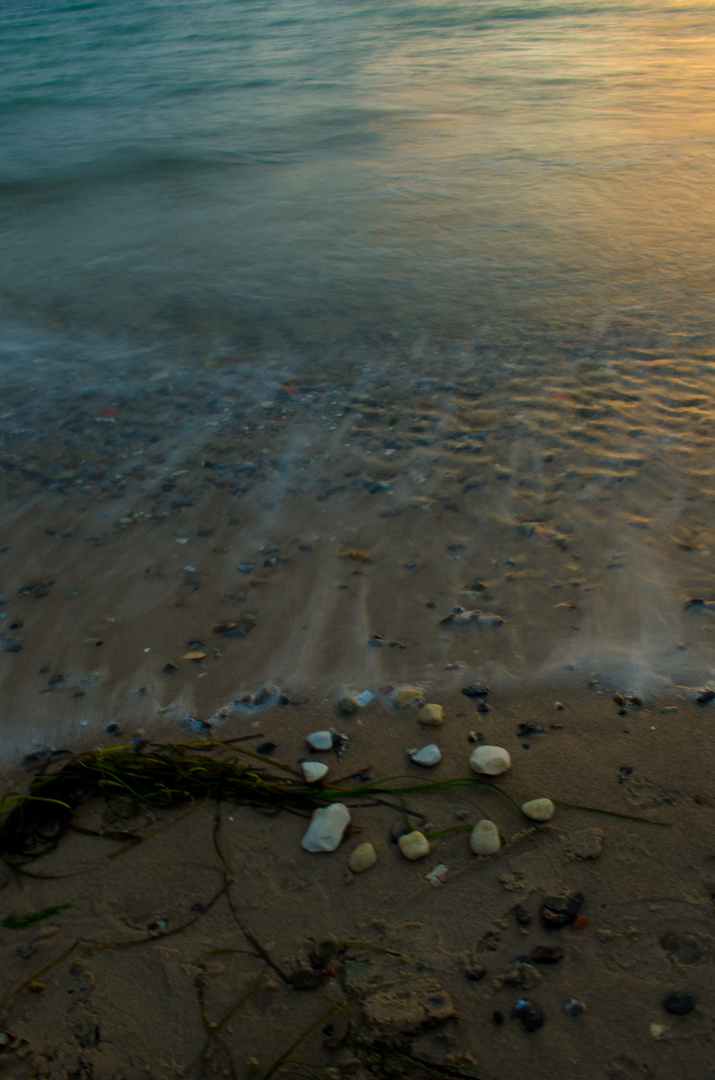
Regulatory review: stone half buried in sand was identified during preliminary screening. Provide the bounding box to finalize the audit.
[300,803,350,852]
[360,976,456,1045]
[395,687,424,708]
[469,745,511,776]
[470,818,501,855]
[521,797,555,821]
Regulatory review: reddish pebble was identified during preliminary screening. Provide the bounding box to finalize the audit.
[694,794,709,805]
[323,962,338,977]
[570,915,589,932]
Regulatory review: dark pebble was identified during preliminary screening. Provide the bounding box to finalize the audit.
[367,636,384,647]
[39,666,50,674]
[513,999,545,1031]
[515,904,533,927]
[105,723,121,735]
[664,992,695,1015]
[256,741,277,755]
[530,945,564,964]
[696,689,715,705]
[9,621,23,630]
[464,964,487,982]
[147,918,168,935]
[461,684,489,698]
[492,1010,504,1026]
[541,892,584,929]
[477,701,490,713]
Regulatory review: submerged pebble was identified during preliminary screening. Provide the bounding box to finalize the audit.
[395,687,424,707]
[348,842,377,873]
[470,819,501,855]
[521,797,555,822]
[398,830,430,860]
[301,803,350,852]
[469,745,511,776]
[337,695,358,714]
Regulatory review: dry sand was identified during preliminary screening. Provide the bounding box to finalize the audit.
[1,361,714,1079]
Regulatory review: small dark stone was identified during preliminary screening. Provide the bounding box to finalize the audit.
[147,918,168,936]
[541,892,584,929]
[461,684,489,698]
[256,741,277,755]
[464,964,487,982]
[696,689,715,705]
[190,902,205,914]
[664,992,695,1015]
[477,701,490,713]
[39,666,50,674]
[322,1023,335,1037]
[47,674,64,688]
[367,635,384,647]
[514,905,533,927]
[517,722,545,738]
[492,1010,504,1025]
[162,662,178,673]
[105,723,120,735]
[513,1000,545,1032]
[9,621,23,630]
[530,945,564,964]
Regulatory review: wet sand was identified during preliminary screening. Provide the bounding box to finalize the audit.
[1,358,715,1078]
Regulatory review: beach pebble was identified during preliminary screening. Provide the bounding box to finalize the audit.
[469,745,511,776]
[355,689,375,707]
[301,761,329,783]
[425,863,449,887]
[521,797,555,822]
[470,819,501,855]
[418,703,444,726]
[306,730,333,751]
[337,695,358,714]
[664,991,695,1015]
[564,998,586,1017]
[408,743,442,767]
[513,999,545,1032]
[398,830,430,860]
[348,842,377,873]
[395,687,423,707]
[541,891,584,929]
[301,803,350,852]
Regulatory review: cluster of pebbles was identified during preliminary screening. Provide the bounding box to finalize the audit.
[298,688,556,866]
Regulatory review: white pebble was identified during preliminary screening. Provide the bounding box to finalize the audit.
[348,842,377,873]
[301,761,329,783]
[521,797,555,821]
[408,744,442,767]
[398,830,430,860]
[469,819,501,855]
[306,730,333,751]
[300,803,350,852]
[469,745,511,776]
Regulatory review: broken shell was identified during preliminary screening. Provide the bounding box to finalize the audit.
[398,830,430,860]
[469,745,511,776]
[469,819,501,855]
[300,803,350,852]
[521,797,555,821]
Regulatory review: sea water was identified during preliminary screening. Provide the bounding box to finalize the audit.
[2,0,715,752]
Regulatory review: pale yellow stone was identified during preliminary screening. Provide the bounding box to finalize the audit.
[418,703,444,726]
[398,831,430,860]
[469,819,501,855]
[468,745,511,776]
[395,688,424,707]
[521,797,555,822]
[348,842,377,873]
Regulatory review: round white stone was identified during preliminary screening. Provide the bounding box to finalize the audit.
[348,842,377,873]
[301,761,329,783]
[521,797,555,821]
[306,730,333,751]
[300,803,350,852]
[470,818,501,855]
[469,745,511,776]
[409,744,442,767]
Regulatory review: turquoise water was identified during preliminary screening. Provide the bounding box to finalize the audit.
[3,0,715,355]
